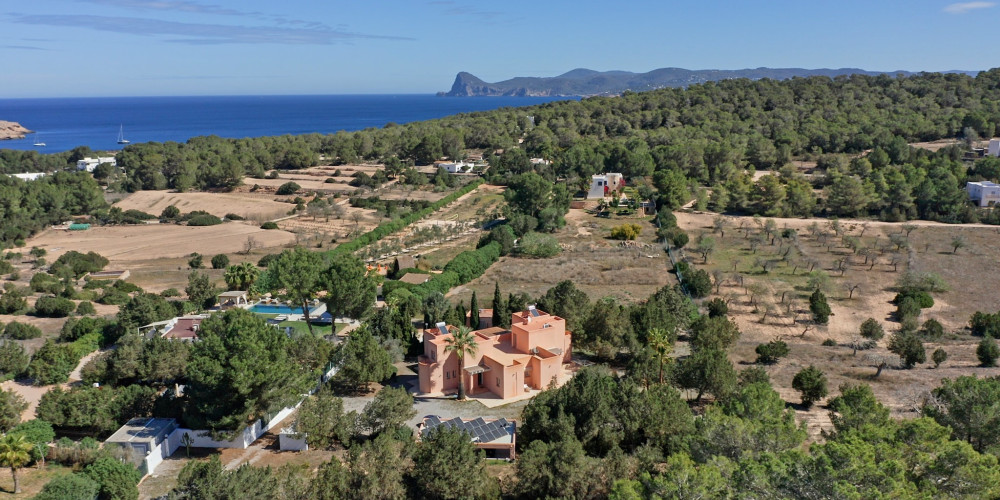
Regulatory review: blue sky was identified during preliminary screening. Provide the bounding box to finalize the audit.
[1,0,996,97]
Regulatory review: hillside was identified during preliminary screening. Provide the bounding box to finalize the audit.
[439,67,979,96]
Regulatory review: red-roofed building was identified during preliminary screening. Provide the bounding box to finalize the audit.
[418,306,572,400]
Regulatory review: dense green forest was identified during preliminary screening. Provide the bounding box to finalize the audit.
[3,70,1000,246]
[151,282,1000,499]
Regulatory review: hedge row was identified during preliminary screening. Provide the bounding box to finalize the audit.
[330,179,483,257]
[409,242,502,298]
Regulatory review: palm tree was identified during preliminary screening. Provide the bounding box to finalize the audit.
[445,326,479,401]
[0,434,33,493]
[648,328,673,385]
[224,261,259,291]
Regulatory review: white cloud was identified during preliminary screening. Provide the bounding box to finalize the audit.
[10,14,412,45]
[943,2,995,14]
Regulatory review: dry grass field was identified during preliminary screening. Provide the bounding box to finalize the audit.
[21,223,296,262]
[673,210,1000,435]
[245,165,385,193]
[450,206,675,307]
[114,190,292,221]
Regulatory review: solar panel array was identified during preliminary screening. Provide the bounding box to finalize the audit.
[528,305,541,317]
[422,416,512,443]
[436,322,450,335]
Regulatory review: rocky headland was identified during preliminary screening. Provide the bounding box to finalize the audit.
[0,121,31,140]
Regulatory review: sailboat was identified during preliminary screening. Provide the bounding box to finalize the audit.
[32,133,45,147]
[117,125,130,145]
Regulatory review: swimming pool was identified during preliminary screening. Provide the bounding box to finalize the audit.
[249,304,318,315]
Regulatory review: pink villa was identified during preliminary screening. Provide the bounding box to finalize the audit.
[418,306,572,400]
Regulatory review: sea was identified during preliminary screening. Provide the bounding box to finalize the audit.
[0,94,575,153]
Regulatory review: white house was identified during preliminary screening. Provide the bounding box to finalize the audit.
[77,156,117,172]
[967,181,1000,207]
[988,139,1000,157]
[587,173,625,199]
[9,172,47,181]
[440,161,472,174]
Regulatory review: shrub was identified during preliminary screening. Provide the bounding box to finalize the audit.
[977,335,1000,367]
[27,341,78,385]
[705,298,728,318]
[894,289,934,309]
[224,213,244,221]
[896,297,921,321]
[685,269,712,298]
[918,319,944,340]
[260,221,279,230]
[51,251,108,278]
[34,473,101,500]
[160,288,180,298]
[792,365,828,407]
[324,177,336,183]
[0,341,28,379]
[211,254,230,270]
[5,321,41,340]
[516,232,560,258]
[59,317,113,343]
[969,311,1000,337]
[610,223,642,240]
[859,318,884,341]
[669,229,689,249]
[0,261,12,275]
[188,253,203,270]
[160,205,180,219]
[809,290,831,324]
[821,338,837,346]
[0,289,27,314]
[83,455,142,500]
[34,296,75,317]
[755,340,790,364]
[932,348,948,368]
[276,182,301,195]
[187,214,223,226]
[30,273,62,294]
[121,209,156,224]
[889,331,926,368]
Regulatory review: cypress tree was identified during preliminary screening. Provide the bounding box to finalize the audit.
[469,291,479,328]
[492,283,508,328]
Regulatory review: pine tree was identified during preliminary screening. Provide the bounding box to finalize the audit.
[469,291,479,328]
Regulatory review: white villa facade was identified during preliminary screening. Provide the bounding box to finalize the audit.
[587,173,625,199]
[440,161,473,173]
[988,139,1000,157]
[967,181,1000,207]
[77,156,117,172]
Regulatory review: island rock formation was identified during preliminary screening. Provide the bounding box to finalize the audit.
[0,121,31,140]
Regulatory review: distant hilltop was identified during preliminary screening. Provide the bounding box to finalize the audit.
[0,121,30,140]
[439,67,981,97]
